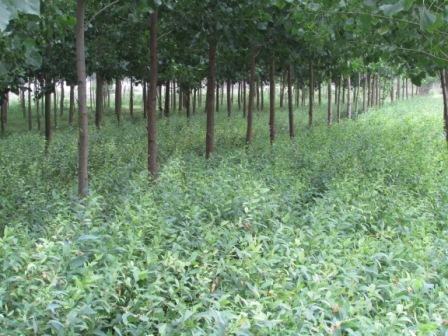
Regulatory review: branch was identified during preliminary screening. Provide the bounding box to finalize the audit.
[88,0,122,25]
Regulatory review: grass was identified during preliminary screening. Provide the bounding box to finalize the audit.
[1,93,448,335]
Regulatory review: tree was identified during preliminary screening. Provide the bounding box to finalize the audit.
[148,8,158,178]
[76,0,88,198]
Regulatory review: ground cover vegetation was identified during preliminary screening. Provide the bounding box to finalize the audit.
[1,0,448,335]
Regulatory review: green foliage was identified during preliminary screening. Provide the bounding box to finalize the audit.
[1,95,448,335]
[0,0,39,30]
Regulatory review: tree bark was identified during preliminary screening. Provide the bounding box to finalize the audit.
[216,81,220,113]
[308,62,314,127]
[21,89,26,119]
[193,88,197,115]
[318,82,322,105]
[246,47,258,145]
[280,72,285,109]
[148,9,158,178]
[158,84,162,113]
[53,85,58,128]
[347,75,352,119]
[354,73,360,115]
[405,78,409,99]
[440,70,448,142]
[60,81,65,116]
[363,74,367,112]
[130,78,134,118]
[238,82,241,110]
[287,64,295,138]
[205,35,217,159]
[36,81,41,131]
[185,89,191,118]
[115,78,122,125]
[76,0,88,197]
[327,79,332,125]
[0,92,7,134]
[243,80,247,118]
[164,81,170,117]
[143,81,147,118]
[336,77,341,122]
[28,80,32,131]
[95,74,104,128]
[45,87,52,143]
[227,78,232,117]
[390,79,394,103]
[173,81,176,112]
[69,84,75,125]
[269,55,275,144]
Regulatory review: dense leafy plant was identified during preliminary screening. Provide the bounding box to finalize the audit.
[1,95,448,335]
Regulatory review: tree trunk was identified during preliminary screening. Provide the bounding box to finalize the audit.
[53,85,58,128]
[173,81,177,112]
[45,87,52,143]
[216,81,220,113]
[178,86,182,112]
[164,81,170,117]
[318,82,322,105]
[256,80,260,111]
[36,81,41,131]
[238,82,241,110]
[185,89,191,118]
[301,83,306,106]
[327,79,332,125]
[60,81,65,116]
[269,55,275,144]
[354,73,360,115]
[336,77,341,122]
[405,78,409,99]
[295,80,300,108]
[193,88,197,115]
[148,10,158,178]
[363,74,367,112]
[308,62,314,127]
[21,89,26,119]
[69,84,75,125]
[243,80,247,118]
[397,77,400,100]
[76,0,88,197]
[287,64,295,138]
[95,74,104,128]
[440,70,448,142]
[143,81,147,118]
[205,35,217,159]
[0,93,7,134]
[115,78,122,124]
[158,84,162,113]
[227,78,231,117]
[245,48,258,145]
[280,72,285,109]
[28,80,32,131]
[347,75,352,119]
[390,79,394,103]
[130,78,134,118]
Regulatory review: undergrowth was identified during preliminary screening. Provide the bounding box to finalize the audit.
[1,95,448,335]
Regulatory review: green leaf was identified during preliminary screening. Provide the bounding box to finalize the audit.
[0,0,40,31]
[419,7,437,30]
[379,1,405,16]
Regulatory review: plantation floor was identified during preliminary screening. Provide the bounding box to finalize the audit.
[1,94,448,335]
